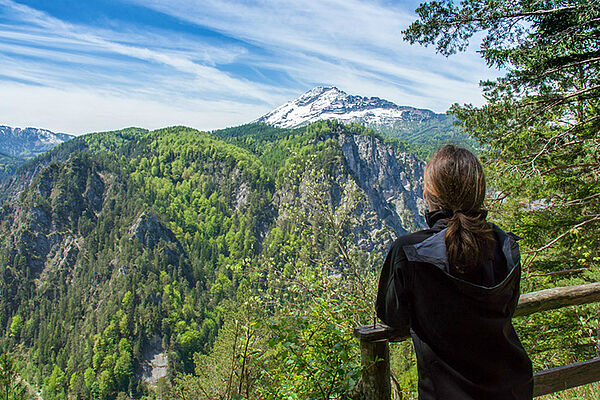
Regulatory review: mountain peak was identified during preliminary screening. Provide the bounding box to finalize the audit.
[302,86,346,97]
[257,87,436,128]
[304,86,341,94]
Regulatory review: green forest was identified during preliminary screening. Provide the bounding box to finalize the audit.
[1,0,599,399]
[0,121,388,399]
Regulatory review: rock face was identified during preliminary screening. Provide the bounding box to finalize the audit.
[129,212,178,249]
[257,86,438,128]
[2,156,115,281]
[0,125,73,159]
[274,129,426,254]
[141,335,169,386]
[129,212,183,264]
[336,133,426,236]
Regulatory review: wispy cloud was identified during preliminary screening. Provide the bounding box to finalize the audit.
[0,0,292,100]
[0,81,268,133]
[0,0,496,134]
[131,0,497,107]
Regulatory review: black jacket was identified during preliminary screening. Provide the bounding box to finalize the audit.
[376,210,533,399]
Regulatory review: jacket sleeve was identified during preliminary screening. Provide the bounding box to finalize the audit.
[375,242,410,329]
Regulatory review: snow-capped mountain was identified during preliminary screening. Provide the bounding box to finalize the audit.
[0,125,73,159]
[257,86,439,128]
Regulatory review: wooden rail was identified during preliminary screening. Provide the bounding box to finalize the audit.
[353,282,600,399]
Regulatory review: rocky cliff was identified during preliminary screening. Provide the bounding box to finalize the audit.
[269,123,426,257]
[336,133,426,235]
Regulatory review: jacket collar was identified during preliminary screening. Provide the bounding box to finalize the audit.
[402,222,521,289]
[425,209,452,231]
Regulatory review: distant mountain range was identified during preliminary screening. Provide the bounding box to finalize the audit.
[0,86,470,173]
[0,125,73,159]
[0,126,73,182]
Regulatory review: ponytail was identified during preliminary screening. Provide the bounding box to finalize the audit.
[445,210,494,273]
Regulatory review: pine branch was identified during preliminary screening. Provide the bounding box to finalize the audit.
[447,5,585,26]
[525,268,588,279]
[540,163,599,176]
[563,193,600,207]
[524,215,600,255]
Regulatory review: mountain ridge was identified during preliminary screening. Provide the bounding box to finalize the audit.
[257,86,440,128]
[0,125,74,158]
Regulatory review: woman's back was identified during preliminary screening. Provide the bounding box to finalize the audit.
[375,145,533,399]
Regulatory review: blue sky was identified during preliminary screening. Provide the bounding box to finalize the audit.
[0,0,498,135]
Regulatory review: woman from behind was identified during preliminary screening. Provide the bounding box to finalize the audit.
[376,145,533,399]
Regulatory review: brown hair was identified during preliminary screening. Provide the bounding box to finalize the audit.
[424,145,494,273]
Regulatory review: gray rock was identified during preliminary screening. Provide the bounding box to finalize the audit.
[129,211,183,264]
[84,172,105,213]
[129,212,178,248]
[337,133,426,236]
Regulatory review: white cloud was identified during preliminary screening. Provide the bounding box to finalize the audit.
[0,82,270,134]
[0,0,293,102]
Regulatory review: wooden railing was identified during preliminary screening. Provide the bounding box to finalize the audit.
[353,282,600,399]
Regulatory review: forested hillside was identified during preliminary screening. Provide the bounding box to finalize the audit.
[0,121,428,399]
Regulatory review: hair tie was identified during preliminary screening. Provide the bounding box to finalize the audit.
[453,209,488,219]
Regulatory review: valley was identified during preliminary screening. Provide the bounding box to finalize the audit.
[0,120,427,399]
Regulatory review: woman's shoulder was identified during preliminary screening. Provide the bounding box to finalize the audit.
[389,228,440,255]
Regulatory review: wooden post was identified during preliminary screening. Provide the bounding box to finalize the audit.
[358,339,391,400]
[597,304,600,358]
[352,324,403,399]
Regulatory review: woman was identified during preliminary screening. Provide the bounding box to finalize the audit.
[376,145,533,399]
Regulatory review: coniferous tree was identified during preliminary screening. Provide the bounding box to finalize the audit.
[0,352,29,400]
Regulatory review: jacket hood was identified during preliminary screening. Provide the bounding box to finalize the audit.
[402,223,521,290]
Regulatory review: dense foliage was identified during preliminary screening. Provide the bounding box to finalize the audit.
[0,121,395,399]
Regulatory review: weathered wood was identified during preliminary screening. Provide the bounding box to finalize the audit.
[356,339,391,400]
[514,282,600,317]
[533,357,600,397]
[353,323,409,343]
[355,283,600,342]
